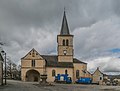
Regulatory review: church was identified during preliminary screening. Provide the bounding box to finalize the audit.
[21,11,91,83]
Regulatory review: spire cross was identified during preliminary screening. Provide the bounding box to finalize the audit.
[64,7,66,12]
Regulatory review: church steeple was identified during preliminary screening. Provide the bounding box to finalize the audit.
[57,10,74,63]
[60,10,70,35]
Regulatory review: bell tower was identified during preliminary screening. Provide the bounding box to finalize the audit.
[57,11,74,62]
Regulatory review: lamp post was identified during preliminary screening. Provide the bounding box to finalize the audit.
[1,50,6,85]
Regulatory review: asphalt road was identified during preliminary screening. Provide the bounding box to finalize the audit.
[0,80,120,91]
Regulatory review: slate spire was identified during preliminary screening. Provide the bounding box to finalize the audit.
[60,10,70,35]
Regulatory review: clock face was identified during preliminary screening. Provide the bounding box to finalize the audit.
[63,50,67,55]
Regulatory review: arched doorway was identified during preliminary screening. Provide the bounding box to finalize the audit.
[26,70,40,82]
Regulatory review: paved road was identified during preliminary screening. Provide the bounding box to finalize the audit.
[0,80,119,91]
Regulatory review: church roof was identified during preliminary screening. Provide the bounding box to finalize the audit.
[41,55,73,68]
[41,55,87,68]
[73,58,87,64]
[60,11,70,35]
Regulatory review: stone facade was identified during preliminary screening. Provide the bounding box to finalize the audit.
[21,11,91,83]
[92,67,104,85]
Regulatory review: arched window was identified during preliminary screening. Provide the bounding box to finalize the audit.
[52,70,56,77]
[65,70,68,74]
[76,70,79,78]
[66,39,69,46]
[63,39,65,46]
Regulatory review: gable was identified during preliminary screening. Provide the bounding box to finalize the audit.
[21,48,43,60]
[93,68,103,76]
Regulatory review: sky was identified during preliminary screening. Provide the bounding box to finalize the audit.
[0,0,120,75]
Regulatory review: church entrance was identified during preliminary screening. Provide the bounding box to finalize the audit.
[26,70,40,82]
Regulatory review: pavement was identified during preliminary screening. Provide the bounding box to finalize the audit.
[0,80,120,91]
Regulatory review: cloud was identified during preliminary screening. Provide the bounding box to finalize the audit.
[73,15,120,59]
[0,0,120,74]
[87,57,120,75]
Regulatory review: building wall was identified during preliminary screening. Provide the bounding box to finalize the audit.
[21,49,47,81]
[21,68,43,81]
[21,59,45,81]
[46,67,74,82]
[85,71,92,78]
[92,69,103,85]
[73,63,87,81]
[57,35,73,62]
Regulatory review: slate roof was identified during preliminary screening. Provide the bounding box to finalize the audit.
[41,55,86,68]
[60,11,70,35]
[73,58,87,64]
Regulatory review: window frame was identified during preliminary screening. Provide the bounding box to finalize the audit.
[52,70,56,77]
[66,39,69,46]
[63,39,65,46]
[76,70,79,78]
[31,59,35,67]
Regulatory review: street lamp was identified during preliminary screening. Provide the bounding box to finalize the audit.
[1,50,6,85]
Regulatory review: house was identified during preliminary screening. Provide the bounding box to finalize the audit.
[0,53,3,85]
[92,67,104,85]
[21,11,91,83]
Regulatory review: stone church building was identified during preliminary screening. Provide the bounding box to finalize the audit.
[21,11,91,82]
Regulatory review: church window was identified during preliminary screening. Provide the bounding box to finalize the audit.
[63,39,65,46]
[66,39,69,46]
[76,70,79,78]
[32,60,35,67]
[65,69,68,74]
[52,70,56,76]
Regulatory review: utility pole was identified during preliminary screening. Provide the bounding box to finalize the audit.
[1,50,7,85]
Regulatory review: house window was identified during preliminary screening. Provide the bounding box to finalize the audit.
[66,39,69,46]
[63,39,65,46]
[52,70,56,76]
[31,60,35,67]
[65,70,68,74]
[100,77,102,80]
[76,70,79,78]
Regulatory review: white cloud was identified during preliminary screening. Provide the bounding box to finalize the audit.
[73,15,120,59]
[87,56,120,75]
